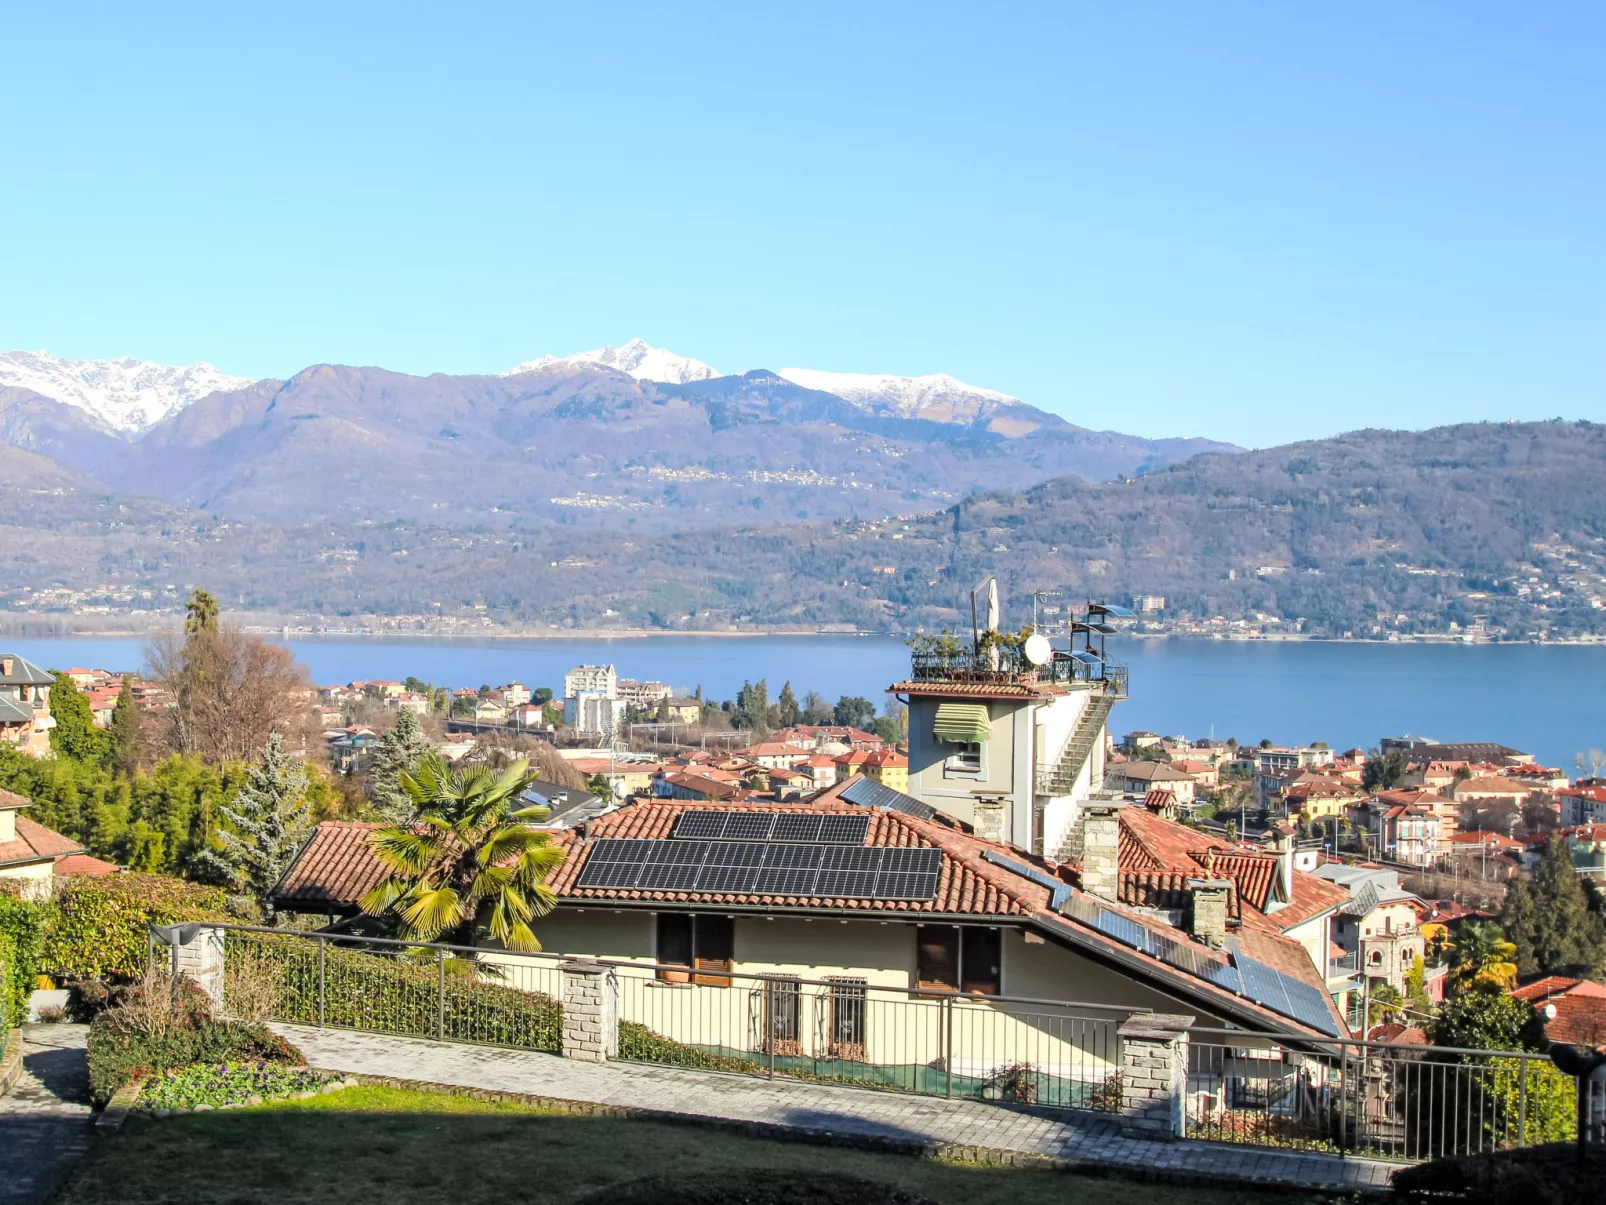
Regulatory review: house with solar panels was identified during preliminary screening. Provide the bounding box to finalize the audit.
[892,602,1130,861]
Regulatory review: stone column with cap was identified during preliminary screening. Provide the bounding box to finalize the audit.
[1081,804,1122,901]
[561,959,619,1062]
[1116,1012,1193,1138]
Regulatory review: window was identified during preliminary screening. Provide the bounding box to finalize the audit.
[960,926,1001,996]
[943,742,983,776]
[760,976,802,1056]
[656,913,735,986]
[917,925,959,992]
[916,924,1001,995]
[827,977,867,1060]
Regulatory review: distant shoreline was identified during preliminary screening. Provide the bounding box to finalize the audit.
[3,619,1605,648]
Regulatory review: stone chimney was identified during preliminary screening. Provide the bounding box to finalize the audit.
[1081,804,1122,902]
[1187,878,1231,949]
[1267,825,1295,909]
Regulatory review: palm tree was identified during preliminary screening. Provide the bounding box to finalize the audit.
[360,753,565,952]
[1447,921,1518,992]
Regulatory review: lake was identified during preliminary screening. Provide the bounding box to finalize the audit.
[5,634,1603,771]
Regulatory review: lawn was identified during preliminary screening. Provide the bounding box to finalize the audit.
[54,1086,1314,1205]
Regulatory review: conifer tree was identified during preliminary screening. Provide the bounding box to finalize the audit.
[197,731,310,922]
[109,676,146,774]
[47,672,108,763]
[368,710,435,824]
[1526,835,1606,977]
[1498,875,1542,979]
[776,681,800,728]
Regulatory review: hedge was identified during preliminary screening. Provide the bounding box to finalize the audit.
[0,929,17,1033]
[45,874,228,981]
[226,932,758,1073]
[0,889,46,1028]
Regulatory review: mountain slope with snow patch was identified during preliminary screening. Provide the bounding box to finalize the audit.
[505,338,719,385]
[0,350,254,435]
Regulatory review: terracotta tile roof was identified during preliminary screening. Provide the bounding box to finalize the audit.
[54,853,120,876]
[0,816,85,868]
[273,821,393,908]
[0,788,29,810]
[1543,993,1606,1052]
[550,801,1039,917]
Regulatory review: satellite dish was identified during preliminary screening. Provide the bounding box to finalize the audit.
[1023,634,1053,666]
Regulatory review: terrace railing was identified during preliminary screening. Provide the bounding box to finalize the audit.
[909,646,1128,696]
[216,925,1135,1113]
[1184,1027,1581,1162]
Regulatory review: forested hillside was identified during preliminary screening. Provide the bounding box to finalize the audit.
[2,421,1602,639]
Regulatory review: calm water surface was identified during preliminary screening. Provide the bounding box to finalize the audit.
[6,634,1603,770]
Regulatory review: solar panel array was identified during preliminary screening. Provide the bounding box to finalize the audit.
[671,811,871,845]
[835,776,939,821]
[980,850,1071,909]
[576,837,942,900]
[1057,891,1340,1036]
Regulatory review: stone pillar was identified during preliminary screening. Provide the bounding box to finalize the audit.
[1081,804,1122,902]
[561,959,619,1063]
[1117,1012,1193,1138]
[151,923,226,1010]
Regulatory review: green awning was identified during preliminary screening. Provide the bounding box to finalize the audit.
[933,702,990,744]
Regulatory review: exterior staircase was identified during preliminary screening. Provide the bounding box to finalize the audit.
[1036,690,1118,799]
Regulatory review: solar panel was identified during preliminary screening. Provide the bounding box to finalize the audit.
[696,864,759,893]
[879,846,938,874]
[575,859,643,889]
[819,845,882,872]
[816,869,879,897]
[1236,955,1294,1018]
[587,838,653,864]
[817,815,870,844]
[874,871,940,899]
[671,812,727,839]
[648,840,709,864]
[1093,909,1151,952]
[635,862,702,891]
[980,851,1071,909]
[771,814,824,843]
[835,777,938,821]
[763,844,825,870]
[723,814,776,841]
[703,841,765,866]
[753,866,818,894]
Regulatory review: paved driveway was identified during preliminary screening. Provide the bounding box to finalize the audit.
[0,1025,94,1205]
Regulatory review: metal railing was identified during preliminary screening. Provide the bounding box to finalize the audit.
[611,963,1132,1110]
[1036,693,1118,796]
[909,646,1128,695]
[1184,1028,1581,1162]
[217,924,1136,1113]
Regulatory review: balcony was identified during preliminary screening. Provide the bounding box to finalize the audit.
[907,645,1128,695]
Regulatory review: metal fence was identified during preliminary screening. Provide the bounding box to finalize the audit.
[1185,1028,1581,1162]
[219,925,1134,1111]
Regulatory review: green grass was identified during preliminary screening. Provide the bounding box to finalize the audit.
[54,1086,1316,1205]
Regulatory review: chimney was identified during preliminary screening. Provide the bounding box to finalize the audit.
[1081,804,1122,902]
[1268,825,1295,906]
[1188,878,1231,949]
[1,659,11,677]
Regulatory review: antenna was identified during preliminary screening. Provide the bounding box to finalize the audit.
[1023,633,1052,666]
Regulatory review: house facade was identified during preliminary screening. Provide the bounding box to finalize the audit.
[0,788,86,899]
[0,653,56,758]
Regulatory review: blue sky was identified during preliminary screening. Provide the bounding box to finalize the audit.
[2,3,1600,444]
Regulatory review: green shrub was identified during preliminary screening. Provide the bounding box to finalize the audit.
[0,888,47,1028]
[135,1062,338,1111]
[46,873,227,981]
[226,932,563,1051]
[86,974,300,1105]
[0,930,16,1033]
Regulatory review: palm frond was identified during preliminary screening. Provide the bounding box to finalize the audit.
[399,886,464,938]
[359,878,414,917]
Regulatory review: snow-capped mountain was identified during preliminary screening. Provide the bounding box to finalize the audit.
[776,367,1028,426]
[504,338,719,385]
[0,350,254,435]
